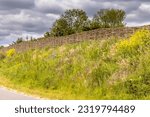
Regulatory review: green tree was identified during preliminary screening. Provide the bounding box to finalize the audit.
[12,37,23,45]
[44,32,50,38]
[50,9,88,36]
[82,20,92,31]
[62,9,88,32]
[93,9,126,28]
[50,18,73,37]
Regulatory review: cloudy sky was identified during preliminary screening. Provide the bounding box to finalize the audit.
[0,0,150,46]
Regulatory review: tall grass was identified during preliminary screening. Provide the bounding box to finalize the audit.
[0,29,150,99]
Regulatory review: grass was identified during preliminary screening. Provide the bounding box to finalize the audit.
[0,29,150,99]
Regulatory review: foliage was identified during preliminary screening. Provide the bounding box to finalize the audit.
[62,9,88,33]
[93,9,126,28]
[50,9,88,36]
[50,18,74,36]
[88,62,118,88]
[123,53,150,99]
[48,8,126,37]
[6,49,16,57]
[44,32,50,38]
[12,38,23,45]
[0,30,150,99]
[82,20,101,31]
[116,29,150,57]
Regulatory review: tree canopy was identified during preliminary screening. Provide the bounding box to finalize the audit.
[50,9,88,37]
[93,9,126,28]
[46,8,126,37]
[50,18,73,36]
[62,9,88,32]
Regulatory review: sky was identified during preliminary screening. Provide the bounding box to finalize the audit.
[0,0,150,46]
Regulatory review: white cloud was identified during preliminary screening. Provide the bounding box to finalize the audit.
[139,3,150,12]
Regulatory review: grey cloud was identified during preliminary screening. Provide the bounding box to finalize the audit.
[84,1,141,17]
[0,31,10,36]
[91,0,150,2]
[34,0,64,14]
[35,4,64,15]
[126,11,150,24]
[0,10,55,34]
[1,0,150,46]
[0,0,34,10]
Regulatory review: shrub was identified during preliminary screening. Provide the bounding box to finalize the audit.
[124,79,150,98]
[6,49,16,57]
[116,29,150,57]
[124,53,150,98]
[93,9,126,28]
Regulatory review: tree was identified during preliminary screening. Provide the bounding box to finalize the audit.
[89,20,102,30]
[93,9,126,28]
[50,18,73,37]
[62,9,88,32]
[82,20,92,31]
[44,32,50,38]
[12,37,23,45]
[50,9,88,36]
[47,8,126,37]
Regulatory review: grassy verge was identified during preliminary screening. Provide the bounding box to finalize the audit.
[0,73,86,99]
[0,29,150,99]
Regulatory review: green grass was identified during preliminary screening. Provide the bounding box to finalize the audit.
[0,29,150,99]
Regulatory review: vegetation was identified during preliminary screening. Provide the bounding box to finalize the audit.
[0,52,5,60]
[50,18,73,36]
[45,8,126,37]
[6,49,16,57]
[0,30,150,99]
[10,36,37,46]
[12,38,23,45]
[50,9,88,37]
[0,46,4,49]
[93,9,126,28]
